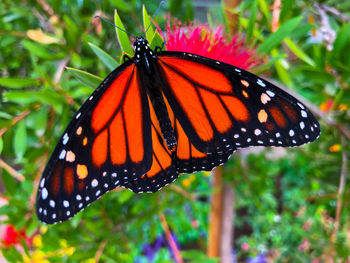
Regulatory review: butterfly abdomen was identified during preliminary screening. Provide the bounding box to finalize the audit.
[148,88,177,151]
[133,37,177,151]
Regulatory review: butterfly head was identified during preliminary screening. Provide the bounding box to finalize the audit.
[133,37,156,73]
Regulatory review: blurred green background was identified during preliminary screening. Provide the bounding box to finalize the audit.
[0,0,350,262]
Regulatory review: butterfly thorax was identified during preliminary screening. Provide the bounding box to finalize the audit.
[133,37,177,152]
[133,37,156,75]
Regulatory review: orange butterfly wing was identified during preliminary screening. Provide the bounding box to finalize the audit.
[156,54,320,153]
[37,63,152,223]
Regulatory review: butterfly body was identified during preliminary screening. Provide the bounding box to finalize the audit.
[36,37,320,224]
[133,37,177,151]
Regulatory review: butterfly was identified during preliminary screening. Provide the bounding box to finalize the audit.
[36,36,320,224]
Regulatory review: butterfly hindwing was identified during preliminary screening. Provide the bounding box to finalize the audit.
[36,63,153,223]
[162,94,234,173]
[123,95,178,193]
[156,52,320,153]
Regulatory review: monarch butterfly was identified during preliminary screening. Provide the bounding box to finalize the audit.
[36,34,320,223]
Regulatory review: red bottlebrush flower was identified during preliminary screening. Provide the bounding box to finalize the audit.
[2,225,32,247]
[160,20,259,70]
[319,99,333,112]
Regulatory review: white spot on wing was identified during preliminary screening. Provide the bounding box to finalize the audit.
[266,90,275,97]
[40,178,45,188]
[91,179,98,188]
[63,133,69,145]
[254,129,262,136]
[63,200,69,207]
[257,79,266,87]
[59,149,66,159]
[41,188,48,200]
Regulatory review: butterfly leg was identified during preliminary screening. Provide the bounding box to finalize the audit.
[123,54,132,63]
[154,41,166,53]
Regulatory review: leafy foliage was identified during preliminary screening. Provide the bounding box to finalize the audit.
[0,0,349,262]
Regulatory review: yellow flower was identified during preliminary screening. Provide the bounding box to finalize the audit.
[33,235,42,248]
[329,144,341,152]
[40,226,48,234]
[59,239,68,248]
[23,254,31,263]
[82,259,96,263]
[338,104,348,111]
[189,174,196,182]
[31,250,50,263]
[182,179,191,188]
[202,171,211,177]
[58,239,75,256]
[62,247,75,256]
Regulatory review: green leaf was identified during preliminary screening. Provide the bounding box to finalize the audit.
[258,16,303,53]
[0,111,12,119]
[298,66,336,84]
[3,90,65,112]
[22,40,65,60]
[258,0,270,21]
[63,15,79,48]
[66,67,103,89]
[143,4,154,43]
[118,191,134,204]
[0,78,40,88]
[2,246,23,263]
[331,23,350,67]
[290,23,314,39]
[247,0,258,40]
[253,54,287,74]
[271,49,292,87]
[114,9,133,57]
[150,30,165,50]
[88,42,119,71]
[109,0,130,12]
[14,121,27,159]
[284,38,315,66]
[26,106,48,136]
[2,169,18,195]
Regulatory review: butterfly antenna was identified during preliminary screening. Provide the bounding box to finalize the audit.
[94,15,137,38]
[144,0,166,34]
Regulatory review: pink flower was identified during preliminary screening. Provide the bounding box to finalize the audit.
[1,225,32,247]
[160,20,259,70]
[241,242,250,251]
[298,239,310,252]
[191,220,199,228]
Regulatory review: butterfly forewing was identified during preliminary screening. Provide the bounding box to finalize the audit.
[37,63,153,223]
[156,53,320,152]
